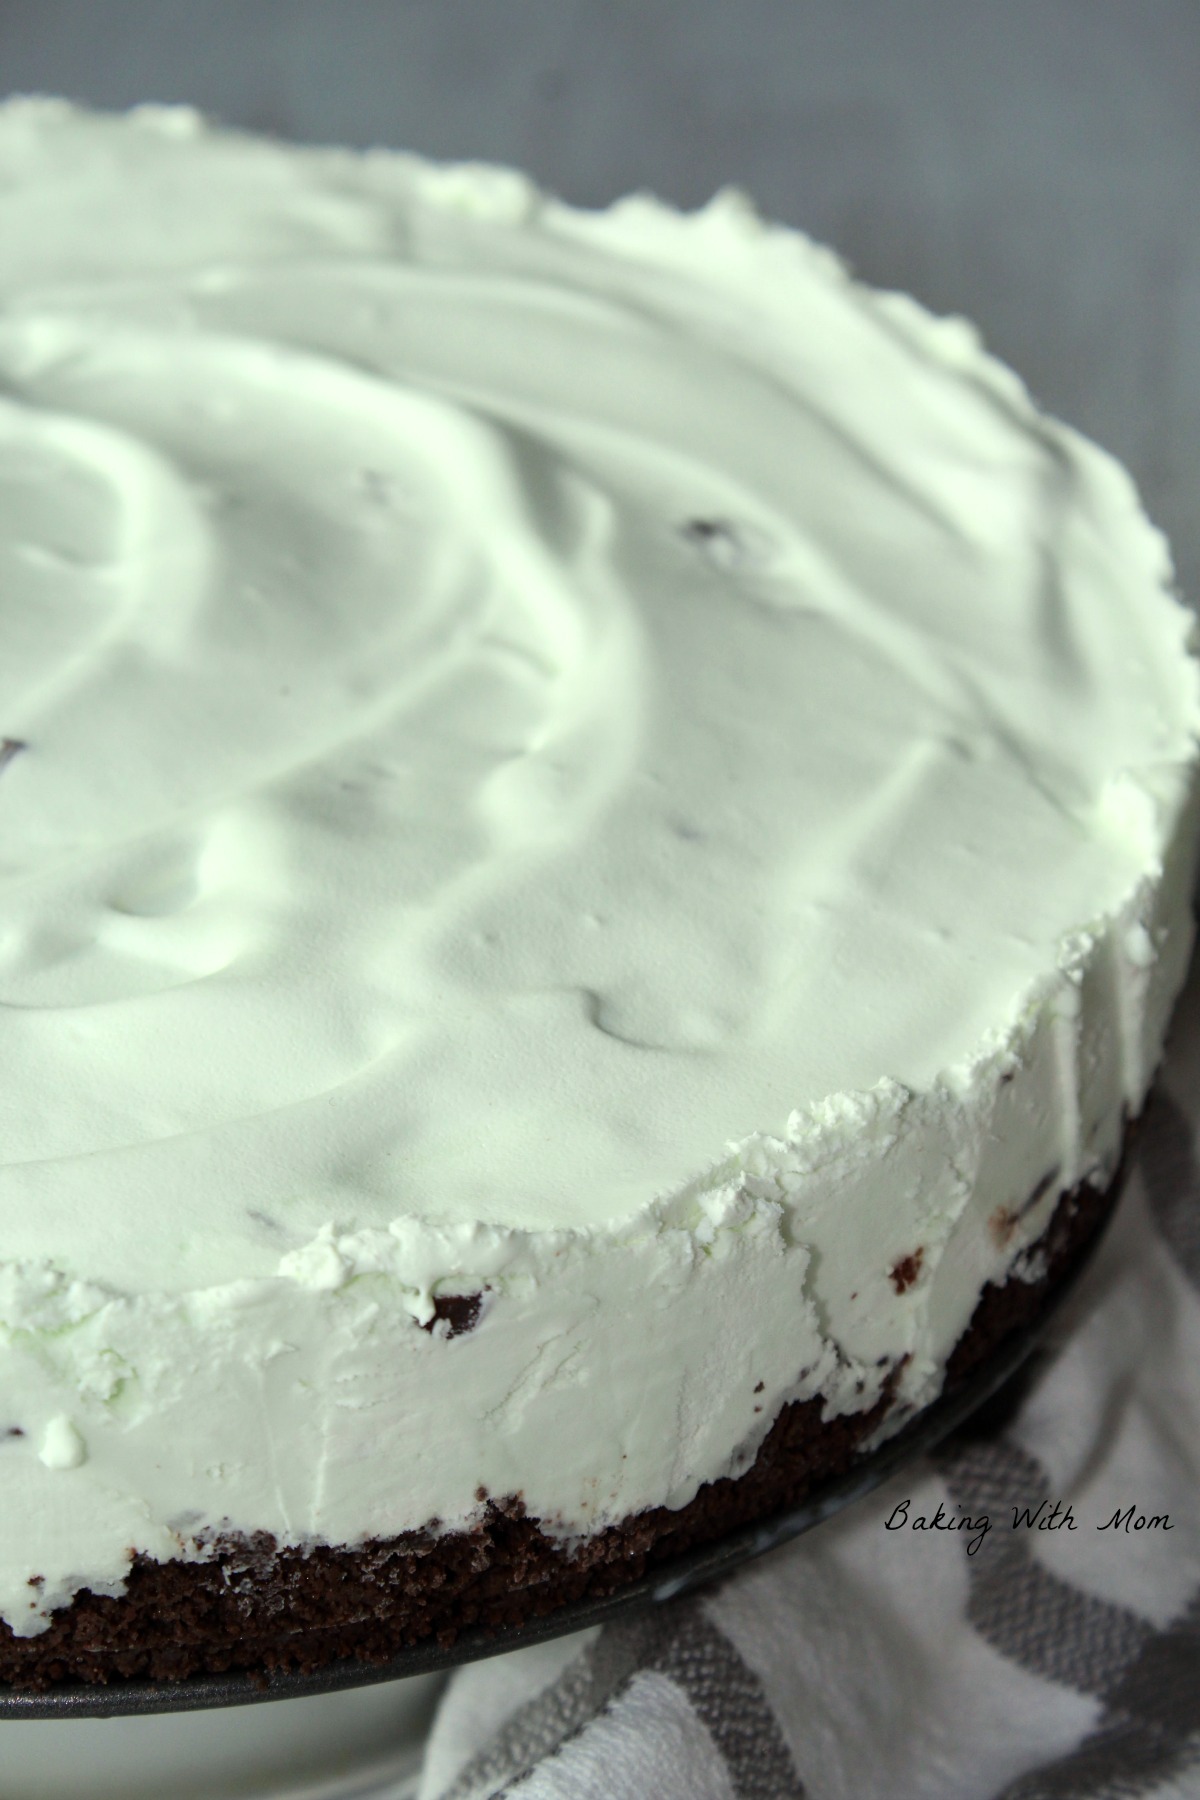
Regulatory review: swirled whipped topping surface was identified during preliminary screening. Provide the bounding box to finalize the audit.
[0,101,1195,1292]
[0,101,1198,1632]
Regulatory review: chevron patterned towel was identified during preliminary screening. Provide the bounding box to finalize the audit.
[415,986,1200,1800]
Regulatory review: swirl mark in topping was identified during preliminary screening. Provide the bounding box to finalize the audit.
[0,307,641,1164]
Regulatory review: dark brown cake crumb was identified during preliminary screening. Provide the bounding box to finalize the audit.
[889,1248,925,1293]
[421,1292,486,1338]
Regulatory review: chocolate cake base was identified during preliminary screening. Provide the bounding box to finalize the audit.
[0,1156,1122,1692]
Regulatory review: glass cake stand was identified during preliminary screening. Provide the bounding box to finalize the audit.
[0,1180,1119,1800]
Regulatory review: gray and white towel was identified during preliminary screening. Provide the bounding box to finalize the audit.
[414,983,1200,1800]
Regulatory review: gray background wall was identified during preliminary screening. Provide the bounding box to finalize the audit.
[3,0,1198,600]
